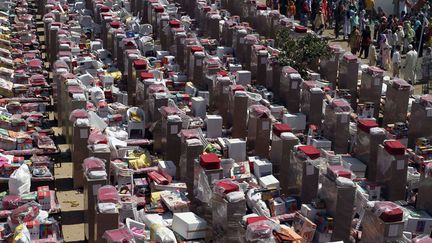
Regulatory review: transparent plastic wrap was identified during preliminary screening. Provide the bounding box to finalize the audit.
[361,207,405,242]
[212,194,246,242]
[97,185,119,204]
[88,129,108,145]
[329,98,353,113]
[289,147,321,203]
[194,164,213,203]
[412,234,432,242]
[8,202,41,228]
[319,175,355,242]
[245,219,280,242]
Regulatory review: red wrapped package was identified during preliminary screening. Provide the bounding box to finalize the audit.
[372,201,404,222]
[383,140,405,155]
[98,185,119,203]
[214,180,240,195]
[10,202,40,224]
[2,195,24,210]
[327,165,352,180]
[199,153,221,170]
[357,119,378,133]
[273,124,292,137]
[83,157,105,171]
[148,171,168,185]
[298,145,320,160]
[88,130,108,145]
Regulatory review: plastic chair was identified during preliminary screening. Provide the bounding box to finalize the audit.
[126,107,145,138]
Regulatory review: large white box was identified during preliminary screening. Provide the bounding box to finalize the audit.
[342,156,367,178]
[282,113,306,131]
[300,204,326,221]
[311,137,332,151]
[227,139,246,162]
[258,175,280,189]
[405,208,432,235]
[192,97,206,119]
[253,159,273,178]
[206,115,222,138]
[235,70,251,85]
[172,212,207,240]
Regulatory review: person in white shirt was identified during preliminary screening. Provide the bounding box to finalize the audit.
[403,44,418,83]
[392,45,402,77]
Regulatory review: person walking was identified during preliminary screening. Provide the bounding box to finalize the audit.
[349,26,361,54]
[403,44,419,83]
[313,9,325,34]
[392,45,402,77]
[359,25,372,58]
[404,21,415,53]
[287,0,296,19]
[369,44,377,66]
[334,1,346,39]
[300,0,310,27]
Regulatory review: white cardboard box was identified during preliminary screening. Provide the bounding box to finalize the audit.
[158,160,176,177]
[312,137,332,151]
[172,212,207,240]
[253,159,273,178]
[235,70,251,85]
[405,208,432,235]
[206,115,222,138]
[282,113,306,131]
[191,97,206,119]
[227,139,246,162]
[300,204,326,221]
[258,175,280,190]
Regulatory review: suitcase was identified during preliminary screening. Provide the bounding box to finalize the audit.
[372,201,404,222]
[298,145,320,160]
[357,119,378,133]
[272,124,292,137]
[383,140,405,155]
[327,165,352,180]
[199,153,221,170]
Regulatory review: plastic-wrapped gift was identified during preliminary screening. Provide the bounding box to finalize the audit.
[98,185,119,204]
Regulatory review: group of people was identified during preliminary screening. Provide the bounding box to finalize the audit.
[267,0,432,84]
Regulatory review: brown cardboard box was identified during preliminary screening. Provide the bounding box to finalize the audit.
[84,173,107,243]
[338,54,360,109]
[353,128,386,181]
[407,97,432,148]
[376,145,408,201]
[359,66,384,119]
[383,79,411,126]
[72,125,90,188]
[320,175,356,242]
[231,91,248,139]
[271,132,298,183]
[94,208,119,243]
